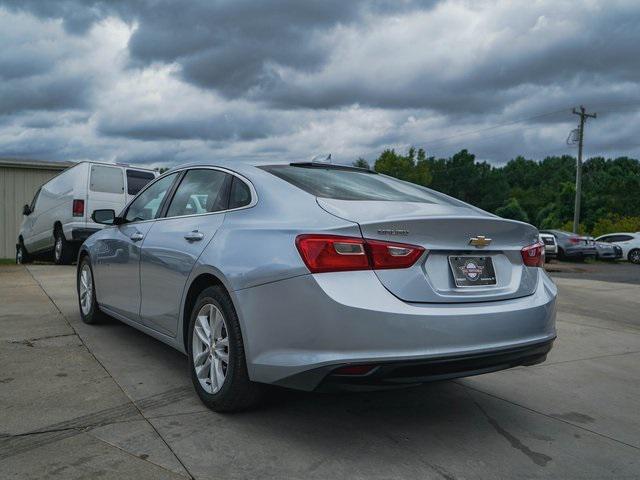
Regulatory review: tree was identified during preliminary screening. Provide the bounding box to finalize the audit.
[353,158,370,169]
[365,146,639,235]
[495,198,529,222]
[374,147,431,185]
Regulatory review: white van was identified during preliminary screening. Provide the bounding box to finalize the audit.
[17,162,157,264]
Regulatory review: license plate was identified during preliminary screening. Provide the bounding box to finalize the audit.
[448,255,497,287]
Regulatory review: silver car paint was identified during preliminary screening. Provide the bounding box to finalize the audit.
[80,161,557,389]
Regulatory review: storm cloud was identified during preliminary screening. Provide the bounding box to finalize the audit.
[1,0,639,167]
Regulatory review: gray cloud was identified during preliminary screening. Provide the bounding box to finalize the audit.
[0,0,639,167]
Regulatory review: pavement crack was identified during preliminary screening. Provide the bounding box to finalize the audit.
[87,431,190,478]
[480,403,552,467]
[459,382,640,452]
[531,349,640,368]
[8,333,76,347]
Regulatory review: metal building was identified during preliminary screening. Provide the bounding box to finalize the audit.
[0,159,74,259]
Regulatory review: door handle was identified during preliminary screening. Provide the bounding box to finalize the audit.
[184,231,205,242]
[130,232,144,242]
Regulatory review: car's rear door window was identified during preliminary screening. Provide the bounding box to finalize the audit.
[126,170,156,195]
[261,164,460,205]
[165,169,231,218]
[90,165,125,194]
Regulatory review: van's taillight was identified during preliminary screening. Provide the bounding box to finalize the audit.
[72,199,84,217]
[521,241,545,267]
[295,234,425,273]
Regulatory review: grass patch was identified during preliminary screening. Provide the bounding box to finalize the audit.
[0,258,16,265]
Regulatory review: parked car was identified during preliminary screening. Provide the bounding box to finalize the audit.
[539,229,596,261]
[78,161,557,412]
[538,233,557,261]
[593,240,623,261]
[17,162,157,265]
[595,232,640,264]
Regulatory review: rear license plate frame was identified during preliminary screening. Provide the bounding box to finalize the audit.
[448,255,497,288]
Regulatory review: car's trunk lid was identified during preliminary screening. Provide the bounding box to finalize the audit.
[317,198,540,303]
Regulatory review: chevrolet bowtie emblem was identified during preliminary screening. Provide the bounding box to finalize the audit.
[469,235,492,248]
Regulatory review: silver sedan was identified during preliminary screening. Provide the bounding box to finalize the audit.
[78,161,557,411]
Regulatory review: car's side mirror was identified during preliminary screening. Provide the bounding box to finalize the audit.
[92,209,120,225]
[22,204,31,216]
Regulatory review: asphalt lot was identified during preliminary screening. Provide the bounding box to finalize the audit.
[547,259,640,285]
[1,265,639,479]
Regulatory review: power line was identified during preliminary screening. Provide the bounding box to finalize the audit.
[421,107,571,148]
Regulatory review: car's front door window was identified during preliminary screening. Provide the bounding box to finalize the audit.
[165,169,230,218]
[124,173,178,223]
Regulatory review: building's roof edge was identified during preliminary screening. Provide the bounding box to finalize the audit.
[0,158,76,171]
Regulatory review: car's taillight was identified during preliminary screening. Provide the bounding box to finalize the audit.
[521,241,545,267]
[295,234,425,273]
[366,239,426,269]
[72,199,85,217]
[568,236,581,245]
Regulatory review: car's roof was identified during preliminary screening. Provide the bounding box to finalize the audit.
[166,160,370,176]
[596,232,639,237]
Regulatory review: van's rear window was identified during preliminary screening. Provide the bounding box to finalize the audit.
[90,165,124,194]
[261,164,458,204]
[127,170,156,195]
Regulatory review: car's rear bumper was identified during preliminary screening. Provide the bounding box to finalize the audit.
[235,269,557,391]
[71,227,102,242]
[307,339,553,391]
[62,222,104,243]
[564,247,596,257]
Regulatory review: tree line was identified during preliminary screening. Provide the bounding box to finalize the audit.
[354,148,640,236]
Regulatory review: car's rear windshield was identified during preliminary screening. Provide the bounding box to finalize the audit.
[261,164,460,204]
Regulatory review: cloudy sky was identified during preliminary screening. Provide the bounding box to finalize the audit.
[1,0,639,168]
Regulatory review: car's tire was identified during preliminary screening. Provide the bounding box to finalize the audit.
[628,249,640,264]
[53,227,74,265]
[16,241,31,264]
[187,286,263,412]
[557,247,565,261]
[77,256,106,324]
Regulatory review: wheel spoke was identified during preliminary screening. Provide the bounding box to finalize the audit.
[196,357,211,379]
[210,307,223,336]
[195,315,211,346]
[216,350,229,364]
[209,360,219,391]
[194,349,209,366]
[217,336,229,348]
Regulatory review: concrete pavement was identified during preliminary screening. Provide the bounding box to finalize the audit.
[1,264,639,479]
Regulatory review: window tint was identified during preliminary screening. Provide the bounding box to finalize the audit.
[261,165,460,205]
[124,173,177,223]
[615,235,634,242]
[90,165,124,194]
[126,170,156,195]
[228,177,251,209]
[166,169,229,218]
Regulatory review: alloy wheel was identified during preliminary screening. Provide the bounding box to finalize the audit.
[630,250,640,264]
[79,264,93,315]
[192,303,229,394]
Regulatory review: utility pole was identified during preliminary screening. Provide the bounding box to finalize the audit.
[571,105,596,234]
